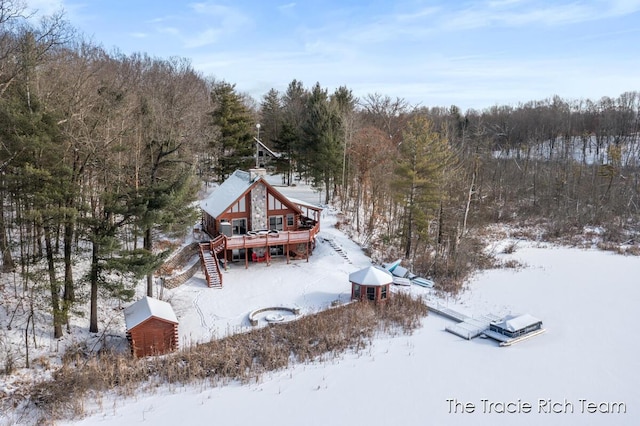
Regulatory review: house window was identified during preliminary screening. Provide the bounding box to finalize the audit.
[353,284,360,299]
[381,286,387,299]
[268,193,284,210]
[230,197,246,213]
[269,216,283,231]
[366,287,376,301]
[231,218,247,235]
[286,214,294,227]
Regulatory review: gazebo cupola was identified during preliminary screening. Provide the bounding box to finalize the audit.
[349,266,393,303]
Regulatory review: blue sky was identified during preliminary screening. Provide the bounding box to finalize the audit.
[27,0,640,111]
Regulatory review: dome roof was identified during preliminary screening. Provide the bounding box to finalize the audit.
[349,266,393,286]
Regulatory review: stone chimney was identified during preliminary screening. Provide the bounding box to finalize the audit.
[249,168,267,181]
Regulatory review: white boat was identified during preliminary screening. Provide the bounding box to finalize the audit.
[392,277,411,286]
[411,276,434,288]
[392,265,409,278]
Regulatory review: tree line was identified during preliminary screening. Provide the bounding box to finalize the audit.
[1,2,639,344]
[254,87,640,290]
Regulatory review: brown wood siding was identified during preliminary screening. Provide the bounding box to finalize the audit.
[351,284,390,304]
[129,317,178,358]
[203,212,216,237]
[216,193,251,233]
[217,212,250,233]
[266,209,299,231]
[266,188,299,231]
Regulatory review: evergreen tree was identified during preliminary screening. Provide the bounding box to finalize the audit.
[330,86,357,196]
[302,83,343,203]
[281,79,308,179]
[209,81,254,180]
[0,88,70,338]
[273,122,297,185]
[134,168,198,297]
[393,115,453,259]
[84,191,138,333]
[260,88,283,146]
[128,56,204,297]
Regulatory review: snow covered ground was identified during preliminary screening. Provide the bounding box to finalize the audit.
[4,178,640,426]
[63,234,639,423]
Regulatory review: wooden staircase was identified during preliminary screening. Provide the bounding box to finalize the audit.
[198,236,225,288]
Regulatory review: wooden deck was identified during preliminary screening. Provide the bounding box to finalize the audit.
[199,223,320,273]
[224,224,319,250]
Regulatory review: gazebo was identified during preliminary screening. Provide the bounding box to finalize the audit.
[349,266,393,303]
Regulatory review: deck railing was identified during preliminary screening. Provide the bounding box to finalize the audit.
[223,222,319,250]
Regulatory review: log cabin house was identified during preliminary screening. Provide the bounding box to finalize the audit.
[198,168,322,286]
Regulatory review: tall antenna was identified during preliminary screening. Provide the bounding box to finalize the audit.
[255,123,261,168]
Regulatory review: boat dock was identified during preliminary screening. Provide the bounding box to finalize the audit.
[426,301,542,345]
[426,301,493,340]
[425,302,470,323]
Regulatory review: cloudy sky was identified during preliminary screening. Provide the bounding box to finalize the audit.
[26,0,640,110]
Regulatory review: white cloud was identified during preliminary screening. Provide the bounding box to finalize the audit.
[395,6,440,22]
[444,0,640,30]
[487,0,524,7]
[183,28,223,48]
[158,26,180,36]
[163,2,251,48]
[188,1,250,26]
[25,0,65,16]
[278,2,296,11]
[607,0,640,15]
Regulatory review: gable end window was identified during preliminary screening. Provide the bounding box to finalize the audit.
[230,197,246,213]
[268,193,284,211]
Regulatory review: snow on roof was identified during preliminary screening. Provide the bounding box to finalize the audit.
[200,170,253,218]
[494,313,541,332]
[124,296,178,330]
[201,170,309,219]
[286,196,323,212]
[349,266,393,286]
